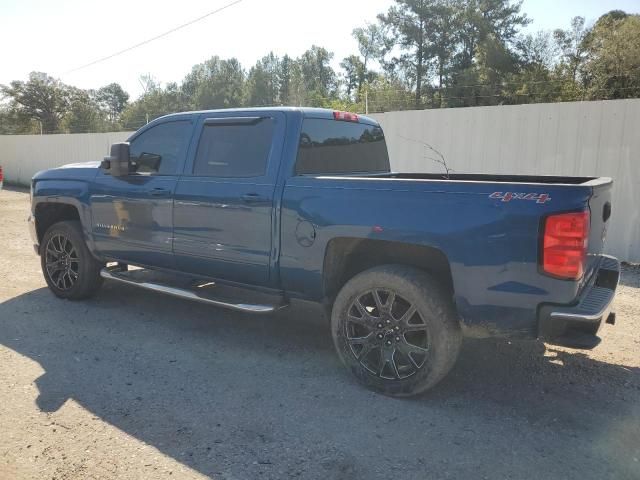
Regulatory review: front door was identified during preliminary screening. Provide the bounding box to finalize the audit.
[173,112,285,286]
[90,119,193,268]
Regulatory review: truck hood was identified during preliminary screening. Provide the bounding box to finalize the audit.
[58,161,101,169]
[33,161,100,181]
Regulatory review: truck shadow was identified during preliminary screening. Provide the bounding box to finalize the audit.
[1,285,638,479]
[619,263,640,287]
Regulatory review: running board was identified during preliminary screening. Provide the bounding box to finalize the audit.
[100,268,285,314]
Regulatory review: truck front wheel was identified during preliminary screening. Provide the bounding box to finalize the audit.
[331,265,462,397]
[40,220,104,300]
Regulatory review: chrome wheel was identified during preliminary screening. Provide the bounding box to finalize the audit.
[345,289,430,380]
[44,234,80,291]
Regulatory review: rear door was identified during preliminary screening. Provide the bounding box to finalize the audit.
[172,112,286,286]
[90,118,193,268]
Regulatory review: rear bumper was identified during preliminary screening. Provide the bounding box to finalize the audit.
[538,255,620,349]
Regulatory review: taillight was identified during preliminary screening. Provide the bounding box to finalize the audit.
[333,111,359,122]
[542,211,590,279]
[0,166,3,182]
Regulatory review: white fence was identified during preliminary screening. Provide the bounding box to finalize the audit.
[0,99,638,261]
[0,131,131,186]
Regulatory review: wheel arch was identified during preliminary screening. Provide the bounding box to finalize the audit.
[323,238,454,302]
[34,202,81,246]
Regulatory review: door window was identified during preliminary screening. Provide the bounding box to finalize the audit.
[129,120,192,175]
[193,118,275,177]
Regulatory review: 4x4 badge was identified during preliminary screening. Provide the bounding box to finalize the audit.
[489,192,551,204]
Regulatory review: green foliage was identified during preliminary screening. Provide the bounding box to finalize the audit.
[1,74,130,134]
[96,83,129,123]
[378,0,435,107]
[1,72,71,133]
[246,53,281,107]
[553,16,587,83]
[2,2,640,135]
[183,56,246,110]
[582,12,640,99]
[120,80,189,130]
[340,55,365,99]
[297,46,339,106]
[62,89,104,133]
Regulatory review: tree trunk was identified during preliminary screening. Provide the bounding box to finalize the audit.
[416,20,424,109]
[439,60,444,108]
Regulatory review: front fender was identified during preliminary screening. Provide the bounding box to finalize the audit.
[32,179,98,257]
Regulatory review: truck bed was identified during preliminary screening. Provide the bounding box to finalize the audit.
[348,172,609,186]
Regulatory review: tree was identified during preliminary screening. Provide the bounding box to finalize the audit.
[285,59,308,106]
[120,82,189,130]
[429,0,459,96]
[246,53,281,107]
[0,106,38,134]
[581,12,640,99]
[96,83,129,123]
[365,77,415,112]
[553,17,587,84]
[441,0,529,107]
[297,46,338,106]
[378,0,434,108]
[1,72,71,133]
[279,55,293,105]
[352,23,388,98]
[62,88,104,133]
[505,31,558,104]
[340,55,366,99]
[182,56,245,110]
[455,0,530,70]
[517,31,556,71]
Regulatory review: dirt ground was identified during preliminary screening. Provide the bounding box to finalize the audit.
[0,186,638,480]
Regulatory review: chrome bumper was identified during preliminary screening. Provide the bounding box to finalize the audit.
[538,255,620,349]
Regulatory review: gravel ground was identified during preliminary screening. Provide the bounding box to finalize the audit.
[0,186,638,480]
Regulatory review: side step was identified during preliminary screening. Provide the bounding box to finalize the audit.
[100,268,286,314]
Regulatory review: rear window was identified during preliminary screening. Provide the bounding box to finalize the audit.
[193,118,275,177]
[296,119,390,175]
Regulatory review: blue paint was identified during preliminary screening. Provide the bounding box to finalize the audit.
[30,107,615,339]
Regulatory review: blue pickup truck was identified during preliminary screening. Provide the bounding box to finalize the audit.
[29,107,620,396]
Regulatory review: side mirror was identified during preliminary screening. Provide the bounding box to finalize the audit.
[101,143,130,177]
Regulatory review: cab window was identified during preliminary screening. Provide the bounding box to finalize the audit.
[296,119,390,175]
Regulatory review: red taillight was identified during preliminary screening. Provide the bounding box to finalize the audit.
[333,111,359,122]
[0,166,3,182]
[542,211,590,279]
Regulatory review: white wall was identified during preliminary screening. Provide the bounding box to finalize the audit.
[0,99,638,261]
[0,131,132,186]
[371,99,640,262]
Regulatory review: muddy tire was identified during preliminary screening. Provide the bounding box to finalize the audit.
[331,265,462,397]
[41,220,104,300]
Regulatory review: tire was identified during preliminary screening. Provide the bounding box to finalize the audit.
[40,220,104,300]
[331,265,462,397]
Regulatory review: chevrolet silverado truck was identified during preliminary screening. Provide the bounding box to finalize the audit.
[28,107,620,396]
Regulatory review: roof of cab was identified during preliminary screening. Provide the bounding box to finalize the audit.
[156,107,380,126]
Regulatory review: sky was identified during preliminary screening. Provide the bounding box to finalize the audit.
[1,0,639,99]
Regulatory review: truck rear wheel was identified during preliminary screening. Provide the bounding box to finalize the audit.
[331,265,462,397]
[41,220,104,300]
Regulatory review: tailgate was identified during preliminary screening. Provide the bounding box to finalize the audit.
[584,178,613,284]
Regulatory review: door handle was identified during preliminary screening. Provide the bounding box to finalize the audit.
[241,193,267,204]
[149,188,171,197]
